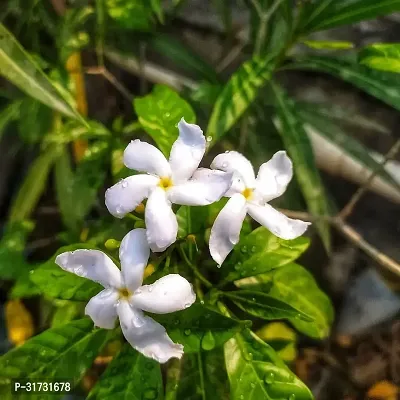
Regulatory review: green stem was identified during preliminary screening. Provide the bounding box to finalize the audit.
[179,245,212,289]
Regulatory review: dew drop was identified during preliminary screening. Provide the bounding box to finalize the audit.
[240,270,247,277]
[206,136,212,142]
[222,162,228,168]
[121,179,128,188]
[264,372,275,384]
[250,383,256,388]
[164,112,171,118]
[184,303,191,308]
[239,395,244,400]
[251,245,257,253]
[244,352,253,361]
[241,246,247,254]
[200,300,205,305]
[234,264,241,271]
[135,289,142,294]
[174,319,180,325]
[29,270,35,274]
[224,150,229,153]
[143,388,158,399]
[201,331,216,350]
[288,395,296,400]
[148,287,153,292]
[184,329,191,336]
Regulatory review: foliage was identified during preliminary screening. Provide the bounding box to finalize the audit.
[1,0,400,398]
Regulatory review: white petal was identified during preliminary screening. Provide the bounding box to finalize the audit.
[225,171,246,197]
[145,187,178,252]
[55,249,122,288]
[209,193,248,266]
[119,229,150,291]
[85,289,119,329]
[169,118,206,183]
[247,203,310,240]
[105,174,158,218]
[118,301,183,363]
[255,151,293,202]
[168,169,233,206]
[124,139,171,177]
[211,151,256,188]
[132,274,195,314]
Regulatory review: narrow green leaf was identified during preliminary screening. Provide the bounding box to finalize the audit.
[296,102,400,194]
[359,43,400,73]
[222,227,310,283]
[206,55,276,143]
[150,0,164,23]
[0,220,34,279]
[224,329,313,400]
[225,290,313,322]
[149,35,219,82]
[30,244,102,301]
[289,55,400,111]
[236,263,334,339]
[0,100,21,139]
[272,84,331,251]
[0,319,107,399]
[88,343,163,400]
[168,350,230,400]
[297,0,400,33]
[0,23,83,120]
[9,147,61,222]
[302,40,354,50]
[134,84,196,156]
[152,304,248,353]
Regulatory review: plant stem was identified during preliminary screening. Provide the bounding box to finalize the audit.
[179,245,212,289]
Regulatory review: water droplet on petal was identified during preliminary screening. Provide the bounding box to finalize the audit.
[148,287,153,292]
[184,302,191,308]
[222,162,228,168]
[121,179,128,188]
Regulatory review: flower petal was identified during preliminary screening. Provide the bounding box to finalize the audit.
[55,249,122,288]
[118,301,183,363]
[105,174,158,218]
[168,169,233,205]
[132,274,195,314]
[124,139,171,177]
[211,151,256,188]
[119,228,150,291]
[85,288,119,329]
[255,151,293,202]
[145,187,178,252]
[247,203,310,240]
[169,118,206,183]
[209,193,247,266]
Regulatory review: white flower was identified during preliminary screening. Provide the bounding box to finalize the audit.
[55,228,196,363]
[209,151,311,266]
[105,118,233,252]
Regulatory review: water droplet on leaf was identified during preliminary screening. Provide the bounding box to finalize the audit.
[241,246,247,253]
[288,395,296,400]
[264,372,275,384]
[184,329,191,336]
[206,136,212,142]
[143,388,158,399]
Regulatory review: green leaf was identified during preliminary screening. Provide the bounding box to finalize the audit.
[9,147,61,222]
[359,43,400,73]
[177,205,209,238]
[51,301,85,327]
[150,0,164,23]
[134,84,196,156]
[10,270,42,299]
[296,102,400,194]
[30,244,102,301]
[272,84,331,251]
[17,97,52,143]
[224,329,313,400]
[58,6,94,63]
[222,227,310,283]
[0,100,21,139]
[0,23,83,120]
[149,35,218,82]
[168,350,230,400]
[105,0,155,31]
[152,304,248,353]
[0,319,107,398]
[236,264,334,339]
[296,0,400,33]
[88,343,163,400]
[55,141,108,232]
[0,220,34,279]
[206,55,276,143]
[289,55,400,111]
[224,291,313,322]
[302,40,354,50]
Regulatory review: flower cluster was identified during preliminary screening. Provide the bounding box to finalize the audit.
[56,118,310,363]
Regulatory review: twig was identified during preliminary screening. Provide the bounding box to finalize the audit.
[216,41,246,72]
[339,138,400,219]
[279,209,400,277]
[178,245,212,288]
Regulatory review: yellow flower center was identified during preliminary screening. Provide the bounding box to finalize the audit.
[158,176,173,191]
[118,288,132,300]
[242,187,253,200]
